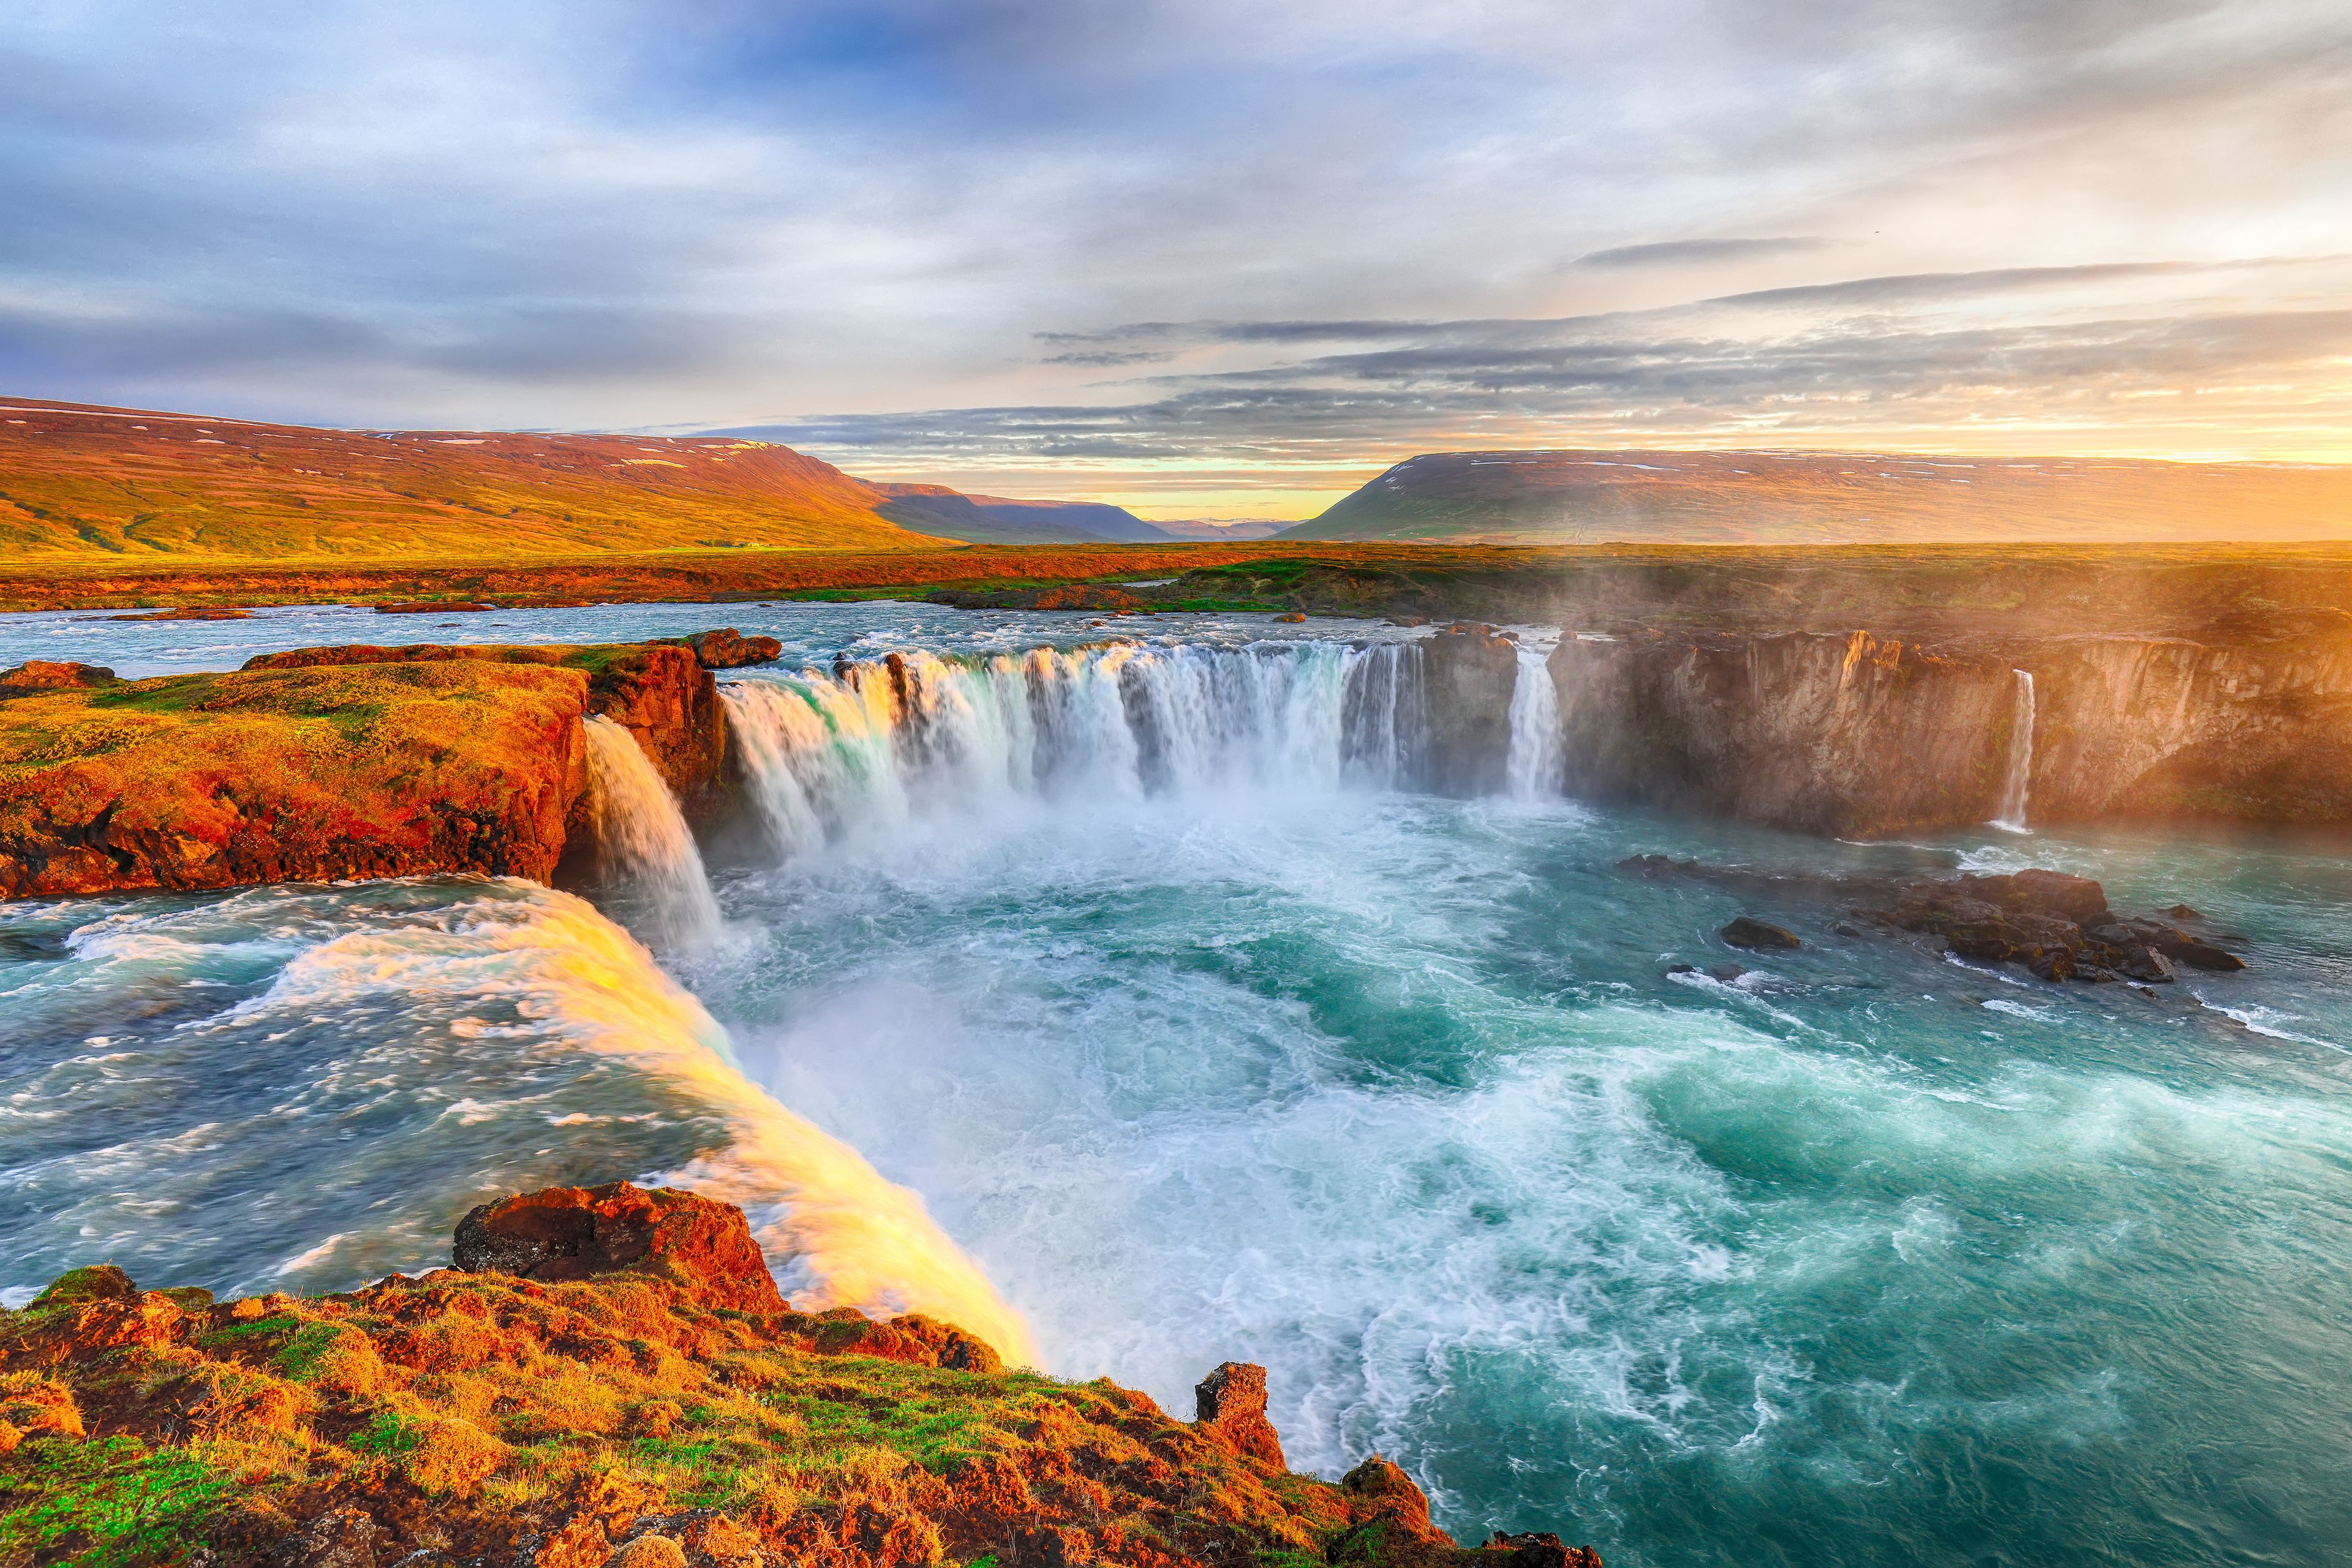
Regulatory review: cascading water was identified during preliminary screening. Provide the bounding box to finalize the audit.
[1991,668,2036,832]
[718,640,1431,851]
[1504,645,1564,799]
[583,715,725,948]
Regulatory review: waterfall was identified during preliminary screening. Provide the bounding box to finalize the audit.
[1505,645,1564,799]
[582,715,725,948]
[719,641,1433,853]
[1991,668,2036,832]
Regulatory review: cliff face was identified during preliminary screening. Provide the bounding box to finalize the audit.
[1548,631,2015,835]
[2027,633,2352,824]
[0,661,589,897]
[0,1184,1604,1568]
[1422,626,1524,796]
[1545,627,2352,835]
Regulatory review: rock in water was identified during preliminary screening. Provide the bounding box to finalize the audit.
[685,628,783,669]
[452,1181,788,1314]
[1194,1361,1286,1468]
[1721,916,1801,951]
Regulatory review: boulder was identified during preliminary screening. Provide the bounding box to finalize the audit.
[0,660,116,692]
[2005,869,2111,924]
[685,629,783,670]
[1194,1361,1284,1468]
[1721,916,1800,952]
[453,1182,787,1314]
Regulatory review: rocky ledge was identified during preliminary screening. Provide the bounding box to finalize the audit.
[0,635,769,899]
[1623,857,2248,984]
[0,1183,1598,1568]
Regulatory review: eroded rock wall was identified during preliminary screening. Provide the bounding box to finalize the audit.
[1546,627,2352,834]
[1548,631,2015,835]
[2028,634,2352,824]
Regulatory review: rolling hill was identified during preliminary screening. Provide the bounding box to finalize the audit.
[1283,450,2352,544]
[869,483,1172,544]
[0,398,968,560]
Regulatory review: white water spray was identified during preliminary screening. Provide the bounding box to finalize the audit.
[1991,668,2036,832]
[232,885,1038,1363]
[720,641,1431,853]
[1505,646,1564,799]
[583,715,724,948]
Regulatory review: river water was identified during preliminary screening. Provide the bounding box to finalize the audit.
[4,601,2350,1566]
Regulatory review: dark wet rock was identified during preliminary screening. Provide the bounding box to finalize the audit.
[684,628,783,669]
[1665,963,1698,976]
[1721,916,1800,951]
[1706,963,1747,982]
[1618,854,2247,986]
[1484,1531,1605,1568]
[1194,1361,1284,1468]
[454,1181,787,1314]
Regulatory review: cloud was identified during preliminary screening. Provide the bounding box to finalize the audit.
[0,0,2346,473]
[1575,238,1834,269]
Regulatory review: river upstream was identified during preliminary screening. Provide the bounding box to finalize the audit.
[4,601,2351,1566]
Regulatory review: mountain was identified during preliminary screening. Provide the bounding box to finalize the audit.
[869,483,1172,544]
[0,397,950,560]
[1283,449,2352,544]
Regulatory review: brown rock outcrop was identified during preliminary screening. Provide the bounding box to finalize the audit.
[1195,1361,1285,1468]
[685,628,783,669]
[0,660,589,897]
[454,1182,788,1314]
[0,659,116,691]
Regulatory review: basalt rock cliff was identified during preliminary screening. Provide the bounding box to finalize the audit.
[1548,624,2352,835]
[0,1183,1602,1568]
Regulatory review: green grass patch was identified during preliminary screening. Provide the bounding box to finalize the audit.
[0,1436,230,1568]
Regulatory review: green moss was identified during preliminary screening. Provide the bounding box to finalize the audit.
[197,1313,298,1346]
[0,1436,230,1568]
[26,1267,136,1313]
[349,1409,423,1457]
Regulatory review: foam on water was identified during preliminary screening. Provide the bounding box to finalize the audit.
[0,880,1033,1362]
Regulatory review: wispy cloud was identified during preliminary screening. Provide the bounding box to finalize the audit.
[1575,238,1834,269]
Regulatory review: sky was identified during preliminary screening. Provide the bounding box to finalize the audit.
[3,0,2349,519]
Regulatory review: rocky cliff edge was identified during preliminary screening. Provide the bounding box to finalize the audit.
[0,1183,1600,1568]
